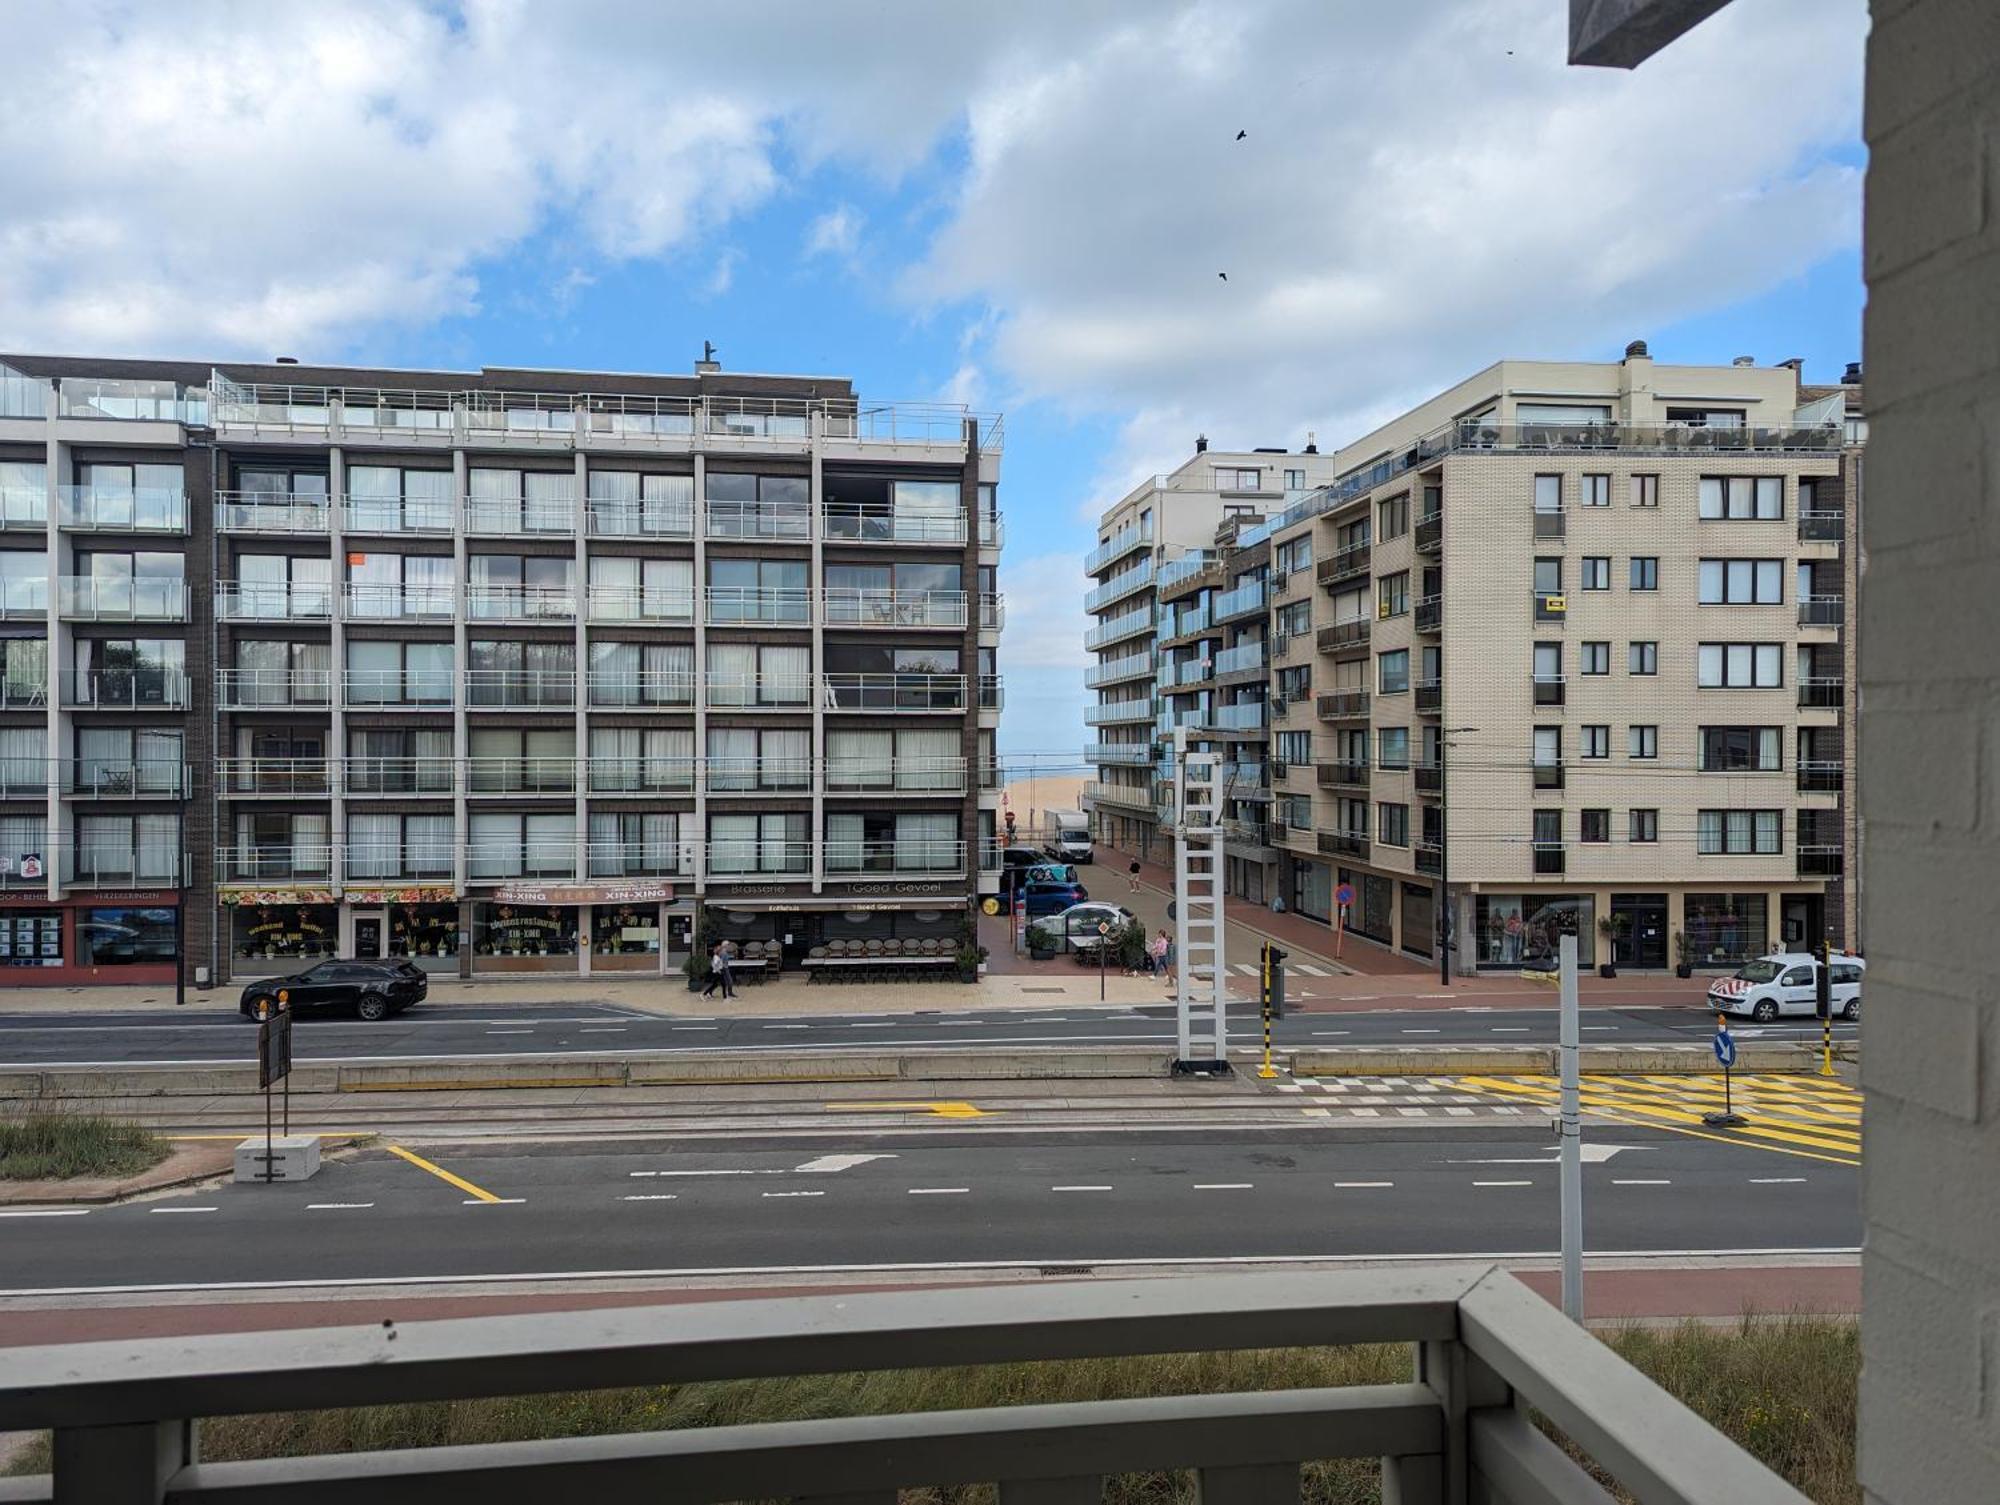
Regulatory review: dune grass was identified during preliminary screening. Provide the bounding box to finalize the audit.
[0,1112,169,1181]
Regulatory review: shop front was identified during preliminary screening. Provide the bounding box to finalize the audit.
[704,884,971,972]
[344,889,460,974]
[1474,893,1597,969]
[0,890,182,985]
[224,891,339,978]
[471,881,677,975]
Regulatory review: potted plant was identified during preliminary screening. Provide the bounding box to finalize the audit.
[954,942,987,983]
[1673,930,1693,979]
[1596,915,1617,979]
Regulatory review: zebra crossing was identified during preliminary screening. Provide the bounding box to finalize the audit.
[1231,961,1335,977]
[1273,1075,1544,1121]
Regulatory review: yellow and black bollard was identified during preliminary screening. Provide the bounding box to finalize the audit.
[1257,941,1277,1078]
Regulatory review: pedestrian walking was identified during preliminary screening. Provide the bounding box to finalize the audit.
[718,938,738,1000]
[1148,928,1169,978]
[1127,859,1142,894]
[700,941,726,999]
[1162,931,1178,990]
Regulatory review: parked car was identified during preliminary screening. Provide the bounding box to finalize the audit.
[1027,901,1136,958]
[999,860,1080,898]
[1019,879,1091,918]
[240,959,428,1022]
[1707,952,1864,1023]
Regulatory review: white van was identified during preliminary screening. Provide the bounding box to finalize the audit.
[1707,952,1865,1023]
[1044,808,1094,864]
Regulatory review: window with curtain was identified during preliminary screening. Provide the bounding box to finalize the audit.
[0,638,45,708]
[0,814,46,873]
[347,813,399,878]
[588,726,691,791]
[826,730,892,790]
[896,728,957,790]
[706,727,756,790]
[708,812,806,873]
[762,728,809,788]
[0,726,42,795]
[589,812,680,874]
[896,812,956,870]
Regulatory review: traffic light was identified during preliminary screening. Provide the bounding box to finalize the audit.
[1266,944,1289,1019]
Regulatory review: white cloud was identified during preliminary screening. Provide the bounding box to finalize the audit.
[704,249,744,298]
[803,204,864,260]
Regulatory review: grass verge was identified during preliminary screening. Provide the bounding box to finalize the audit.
[0,1112,171,1181]
[2,1315,1858,1502]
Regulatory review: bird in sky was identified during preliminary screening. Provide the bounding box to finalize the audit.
[1235,129,1247,140]
[1218,272,1228,281]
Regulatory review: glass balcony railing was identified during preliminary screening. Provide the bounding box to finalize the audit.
[217,582,334,621]
[586,585,695,624]
[465,585,578,622]
[821,588,967,629]
[704,501,810,540]
[1085,521,1153,573]
[58,577,188,621]
[215,491,332,533]
[704,586,812,626]
[462,499,577,535]
[1085,606,1153,650]
[0,485,47,529]
[56,486,188,532]
[821,505,966,544]
[584,499,694,538]
[1212,578,1267,622]
[340,496,455,534]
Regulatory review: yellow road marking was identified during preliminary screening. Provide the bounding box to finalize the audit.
[826,1101,990,1119]
[1460,1077,1862,1160]
[385,1143,506,1203]
[1605,1082,1862,1129]
[1556,1104,1861,1167]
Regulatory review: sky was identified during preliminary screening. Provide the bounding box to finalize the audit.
[0,0,1868,765]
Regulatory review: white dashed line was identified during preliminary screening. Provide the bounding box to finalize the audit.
[150,1206,217,1214]
[1051,1185,1113,1193]
[1402,1028,1441,1034]
[463,1198,527,1206]
[307,1202,375,1210]
[1473,1181,1533,1188]
[907,1187,969,1195]
[1612,1179,1671,1186]
[485,1029,534,1035]
[763,1024,810,1030]
[622,1194,680,1202]
[578,1027,627,1034]
[1193,1183,1253,1190]
[1492,1027,1530,1033]
[1335,1181,1393,1188]
[1312,1030,1352,1037]
[762,1190,825,1199]
[0,1208,90,1218]
[672,1026,721,1032]
[1750,1177,1809,1184]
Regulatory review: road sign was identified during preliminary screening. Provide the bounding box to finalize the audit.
[258,1011,293,1089]
[1712,1028,1737,1068]
[1097,920,1110,934]
[1334,883,1355,907]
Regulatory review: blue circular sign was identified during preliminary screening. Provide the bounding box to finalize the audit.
[1712,1029,1737,1068]
[1334,883,1356,907]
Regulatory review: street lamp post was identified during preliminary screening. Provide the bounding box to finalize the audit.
[1437,726,1479,987]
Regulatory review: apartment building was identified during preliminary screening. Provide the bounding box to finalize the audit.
[1082,444,1339,861]
[0,353,1002,986]
[1258,344,1860,972]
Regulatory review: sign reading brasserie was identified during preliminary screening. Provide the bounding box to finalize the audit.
[491,883,672,906]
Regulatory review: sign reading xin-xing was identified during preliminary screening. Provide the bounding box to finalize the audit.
[491,882,672,906]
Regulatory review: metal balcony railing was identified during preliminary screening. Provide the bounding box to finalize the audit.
[821,504,967,544]
[217,758,334,797]
[1414,761,1442,794]
[1534,592,1568,621]
[1798,594,1844,627]
[1082,779,1154,809]
[60,760,189,798]
[821,673,968,712]
[579,392,698,441]
[1318,618,1370,654]
[1318,829,1369,859]
[1532,507,1566,538]
[1086,742,1156,766]
[216,845,336,884]
[465,585,578,622]
[340,845,458,882]
[342,582,455,620]
[702,758,813,794]
[1532,840,1568,874]
[1318,761,1370,789]
[584,498,694,538]
[980,511,1004,548]
[1414,511,1442,552]
[215,669,331,710]
[337,756,455,797]
[585,841,693,879]
[1415,841,1444,875]
[340,496,456,534]
[584,671,696,708]
[1798,843,1844,877]
[980,592,1006,631]
[464,669,577,709]
[586,758,695,794]
[56,375,200,423]
[701,674,813,709]
[1798,676,1844,709]
[56,485,189,532]
[214,491,334,533]
[464,758,580,796]
[1317,688,1370,720]
[467,842,583,882]
[821,587,967,629]
[1533,762,1566,790]
[217,582,335,621]
[1414,593,1441,632]
[63,846,184,886]
[823,839,968,876]
[823,757,968,795]
[704,586,812,626]
[1532,674,1566,706]
[1798,509,1844,542]
[1415,679,1442,714]
[705,396,814,441]
[57,576,187,621]
[586,585,696,624]
[704,500,811,540]
[1797,760,1844,793]
[342,670,454,708]
[1316,542,1371,587]
[61,670,190,709]
[462,499,578,536]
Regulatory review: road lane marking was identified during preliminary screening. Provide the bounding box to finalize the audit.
[1402,1029,1440,1034]
[622,1195,679,1202]
[386,1143,507,1204]
[1473,1181,1533,1188]
[150,1206,217,1214]
[464,1198,527,1205]
[762,1190,824,1198]
[1751,1177,1809,1184]
[672,1026,721,1032]
[829,1101,988,1119]
[485,1029,534,1035]
[1335,1181,1393,1188]
[849,1023,898,1029]
[307,1202,375,1210]
[0,1208,90,1218]
[793,1153,898,1174]
[1193,1183,1253,1190]
[908,1187,969,1195]
[764,1024,811,1030]
[578,1027,627,1034]
[1492,1027,1530,1033]
[1052,1185,1113,1193]
[1612,1180,1671,1186]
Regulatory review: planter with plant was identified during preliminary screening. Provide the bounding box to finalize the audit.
[954,942,987,983]
[1596,915,1617,978]
[1674,929,1692,979]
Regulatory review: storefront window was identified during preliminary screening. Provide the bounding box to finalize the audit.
[1684,894,1768,966]
[1400,883,1434,959]
[79,907,176,965]
[592,904,661,956]
[0,908,62,967]
[1475,894,1595,968]
[388,903,458,960]
[1341,869,1393,945]
[232,904,337,965]
[474,903,578,958]
[1291,859,1331,922]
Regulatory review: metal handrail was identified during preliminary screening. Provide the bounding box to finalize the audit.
[821,587,968,629]
[586,585,696,624]
[585,499,695,538]
[217,582,335,621]
[55,485,188,532]
[214,492,333,532]
[56,576,188,621]
[703,586,812,626]
[821,504,967,544]
[464,585,578,622]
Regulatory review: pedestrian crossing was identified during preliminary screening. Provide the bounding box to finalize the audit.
[1232,961,1335,977]
[1455,1073,1862,1166]
[1276,1075,1543,1120]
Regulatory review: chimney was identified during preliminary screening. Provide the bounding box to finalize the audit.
[1843,361,1863,384]
[1778,357,1804,372]
[695,339,721,374]
[1732,355,1756,367]
[1623,339,1650,360]
[1304,429,1318,455]
[1194,434,1208,454]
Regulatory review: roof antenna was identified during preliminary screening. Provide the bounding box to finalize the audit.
[696,341,720,373]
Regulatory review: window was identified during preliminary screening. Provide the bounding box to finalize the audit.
[1378,727,1410,769]
[1275,536,1312,573]
[1699,476,1784,520]
[347,814,454,879]
[588,726,693,792]
[586,470,694,535]
[1670,408,1746,429]
[1377,571,1409,617]
[1580,810,1610,843]
[1279,794,1313,831]
[707,726,811,791]
[467,640,574,706]
[1532,727,1562,783]
[74,814,178,884]
[1276,600,1312,638]
[1581,725,1610,759]
[1628,725,1658,759]
[74,727,181,796]
[1378,494,1409,540]
[468,467,574,532]
[1533,809,1563,844]
[1699,727,1782,772]
[709,812,810,874]
[709,556,809,623]
[1284,468,1306,492]
[467,727,574,794]
[588,812,682,877]
[587,642,692,707]
[74,637,188,707]
[1697,558,1784,604]
[1697,809,1783,855]
[1337,799,1368,837]
[0,638,44,708]
[1580,557,1611,590]
[1215,467,1261,490]
[1378,803,1409,848]
[1519,403,1612,427]
[705,472,810,537]
[589,556,693,622]
[1630,474,1659,508]
[1276,731,1312,765]
[1276,664,1311,701]
[705,642,810,705]
[1421,484,1442,521]
[1534,558,1562,594]
[347,727,450,793]
[1533,475,1562,513]
[1697,643,1783,688]
[344,641,450,704]
[1377,650,1409,695]
[1628,640,1657,675]
[1629,809,1659,843]
[345,551,451,618]
[1580,641,1610,675]
[469,811,577,878]
[1628,556,1658,590]
[1581,474,1610,507]
[346,465,453,531]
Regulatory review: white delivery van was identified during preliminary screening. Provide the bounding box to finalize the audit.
[1043,808,1094,864]
[1707,952,1865,1023]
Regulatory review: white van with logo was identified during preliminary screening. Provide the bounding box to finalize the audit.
[1707,952,1864,1023]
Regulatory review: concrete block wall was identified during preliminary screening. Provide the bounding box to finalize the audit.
[1859,0,2000,1499]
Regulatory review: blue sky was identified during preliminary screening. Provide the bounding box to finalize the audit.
[0,1,1867,764]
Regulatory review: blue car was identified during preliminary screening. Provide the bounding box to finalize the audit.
[1020,879,1089,917]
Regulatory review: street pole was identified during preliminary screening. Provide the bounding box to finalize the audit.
[173,793,186,1008]
[1818,935,1835,1077]
[1257,941,1276,1078]
[1558,931,1583,1323]
[1437,731,1449,987]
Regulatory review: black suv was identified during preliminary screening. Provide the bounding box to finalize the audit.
[240,960,428,1022]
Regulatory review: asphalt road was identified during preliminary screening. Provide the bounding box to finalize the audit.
[0,1124,1857,1295]
[0,1002,1857,1068]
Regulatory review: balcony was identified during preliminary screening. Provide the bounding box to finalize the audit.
[1532,507,1566,538]
[1212,577,1267,623]
[824,839,967,878]
[579,392,697,444]
[1317,618,1371,655]
[344,757,456,796]
[216,845,335,885]
[1797,760,1844,793]
[1414,761,1442,794]
[215,669,330,711]
[586,585,695,625]
[587,758,694,795]
[340,496,456,535]
[585,671,695,708]
[1086,742,1156,767]
[56,375,200,424]
[342,671,454,709]
[462,499,578,536]
[217,758,334,797]
[1414,510,1442,552]
[341,845,458,883]
[821,504,967,545]
[1318,760,1370,790]
[467,842,583,883]
[1221,761,1270,798]
[823,672,969,712]
[343,582,456,620]
[64,846,184,887]
[822,587,968,629]
[704,586,812,627]
[1156,552,1214,591]
[1415,840,1444,875]
[1414,593,1441,632]
[56,485,188,533]
[464,391,579,445]
[1533,592,1568,621]
[61,760,189,798]
[584,498,694,538]
[980,511,1003,549]
[1532,840,1567,874]
[1085,558,1155,613]
[215,491,333,534]
[1316,542,1371,589]
[586,841,693,880]
[1798,508,1845,542]
[706,396,814,442]
[1085,605,1153,651]
[1211,700,1267,733]
[57,576,187,621]
[464,669,577,709]
[1086,700,1156,726]
[1318,829,1369,860]
[1415,679,1441,714]
[1213,640,1266,679]
[705,500,811,540]
[1533,761,1566,790]
[703,673,812,710]
[980,593,1006,631]
[60,669,190,710]
[1532,674,1566,706]
[1798,676,1844,709]
[0,579,45,619]
[1085,521,1153,573]
[1086,649,1154,688]
[217,582,334,622]
[823,758,968,796]
[1082,779,1155,809]
[1317,688,1370,720]
[466,757,580,796]
[466,585,578,623]
[1798,593,1844,628]
[0,484,47,529]
[1798,844,1844,877]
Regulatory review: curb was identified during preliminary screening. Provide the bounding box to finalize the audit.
[1286,1042,1831,1076]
